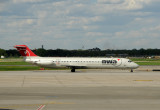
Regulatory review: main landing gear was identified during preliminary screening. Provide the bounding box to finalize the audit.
[71,68,75,72]
[131,69,133,72]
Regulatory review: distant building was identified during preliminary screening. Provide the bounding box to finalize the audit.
[106,54,128,58]
[154,56,160,59]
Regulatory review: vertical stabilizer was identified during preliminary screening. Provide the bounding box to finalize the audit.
[14,45,37,57]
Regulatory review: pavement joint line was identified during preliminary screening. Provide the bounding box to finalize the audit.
[133,80,153,81]
[21,76,26,87]
[85,76,96,83]
[54,75,64,85]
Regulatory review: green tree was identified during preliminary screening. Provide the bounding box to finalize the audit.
[35,48,47,57]
[0,48,6,57]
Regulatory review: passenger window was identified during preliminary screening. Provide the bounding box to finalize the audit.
[128,60,132,63]
[102,60,106,64]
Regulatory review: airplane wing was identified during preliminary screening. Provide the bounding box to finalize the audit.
[61,64,87,69]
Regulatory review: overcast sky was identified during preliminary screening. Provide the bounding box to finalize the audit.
[0,0,160,50]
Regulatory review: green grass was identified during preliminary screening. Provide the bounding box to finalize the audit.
[0,66,69,71]
[0,66,41,71]
[0,62,31,65]
[136,62,160,65]
[131,58,160,61]
[130,58,160,65]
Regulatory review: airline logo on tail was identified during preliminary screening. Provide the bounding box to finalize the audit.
[14,45,37,57]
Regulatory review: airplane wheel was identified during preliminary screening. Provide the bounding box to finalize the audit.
[71,68,75,72]
[131,69,133,72]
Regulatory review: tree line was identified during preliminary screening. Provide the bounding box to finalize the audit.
[0,47,160,58]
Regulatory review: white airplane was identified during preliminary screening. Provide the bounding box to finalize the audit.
[14,45,139,72]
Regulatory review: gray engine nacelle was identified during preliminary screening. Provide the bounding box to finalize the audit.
[34,60,53,66]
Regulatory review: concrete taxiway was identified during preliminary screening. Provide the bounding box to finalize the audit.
[0,69,160,110]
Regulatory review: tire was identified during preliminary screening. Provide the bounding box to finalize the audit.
[71,68,75,72]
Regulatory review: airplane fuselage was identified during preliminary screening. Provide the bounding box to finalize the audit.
[24,57,139,70]
[14,45,139,72]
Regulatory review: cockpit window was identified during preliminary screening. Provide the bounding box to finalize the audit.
[128,60,132,63]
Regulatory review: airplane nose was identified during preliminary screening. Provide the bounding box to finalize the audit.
[134,63,139,68]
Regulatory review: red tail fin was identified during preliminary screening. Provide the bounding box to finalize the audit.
[14,45,37,57]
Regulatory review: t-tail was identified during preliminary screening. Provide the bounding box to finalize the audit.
[14,45,38,57]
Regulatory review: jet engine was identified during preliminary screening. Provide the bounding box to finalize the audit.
[34,60,53,66]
